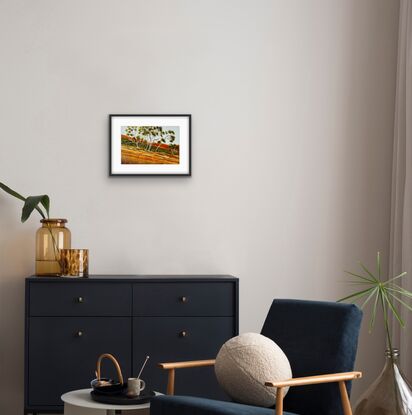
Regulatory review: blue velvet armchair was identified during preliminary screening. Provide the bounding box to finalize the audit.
[150,299,363,415]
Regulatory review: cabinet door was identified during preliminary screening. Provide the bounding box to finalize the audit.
[28,317,131,406]
[133,316,234,400]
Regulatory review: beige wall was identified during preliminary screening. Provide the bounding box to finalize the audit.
[0,0,399,412]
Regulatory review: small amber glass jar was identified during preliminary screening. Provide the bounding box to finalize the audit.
[35,219,71,276]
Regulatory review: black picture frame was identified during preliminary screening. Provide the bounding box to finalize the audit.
[109,114,191,176]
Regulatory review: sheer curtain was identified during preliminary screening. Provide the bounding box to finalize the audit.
[390,0,412,380]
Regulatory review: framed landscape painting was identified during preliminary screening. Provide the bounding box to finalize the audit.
[110,114,191,176]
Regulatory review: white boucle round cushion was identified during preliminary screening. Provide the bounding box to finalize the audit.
[215,333,292,407]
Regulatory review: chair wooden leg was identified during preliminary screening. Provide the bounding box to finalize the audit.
[339,381,353,415]
[167,369,175,395]
[275,387,284,415]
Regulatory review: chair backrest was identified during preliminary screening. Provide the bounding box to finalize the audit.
[261,299,362,415]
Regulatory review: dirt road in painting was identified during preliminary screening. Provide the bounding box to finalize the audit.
[121,145,179,164]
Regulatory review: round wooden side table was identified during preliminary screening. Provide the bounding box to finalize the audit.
[61,389,159,415]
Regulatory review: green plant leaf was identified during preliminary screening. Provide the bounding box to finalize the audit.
[384,272,408,286]
[358,261,379,282]
[391,284,412,298]
[380,293,393,349]
[40,195,50,217]
[344,270,375,283]
[369,289,380,332]
[387,285,412,301]
[377,251,381,280]
[390,293,412,313]
[344,271,376,283]
[21,195,49,222]
[0,182,47,219]
[346,280,375,285]
[361,287,378,309]
[0,181,26,202]
[338,287,375,303]
[381,288,404,327]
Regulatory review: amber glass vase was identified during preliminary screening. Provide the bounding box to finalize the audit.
[354,349,412,415]
[35,219,71,276]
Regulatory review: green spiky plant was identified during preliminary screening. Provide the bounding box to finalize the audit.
[339,252,412,353]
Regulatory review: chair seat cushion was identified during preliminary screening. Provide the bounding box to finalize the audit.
[150,395,298,415]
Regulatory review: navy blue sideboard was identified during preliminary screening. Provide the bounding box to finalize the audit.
[25,275,239,414]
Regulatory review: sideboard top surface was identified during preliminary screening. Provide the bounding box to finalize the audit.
[26,274,238,283]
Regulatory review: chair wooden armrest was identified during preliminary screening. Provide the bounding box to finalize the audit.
[158,359,216,394]
[265,371,362,387]
[265,371,362,415]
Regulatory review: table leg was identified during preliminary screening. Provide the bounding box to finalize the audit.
[125,409,150,415]
[64,403,106,415]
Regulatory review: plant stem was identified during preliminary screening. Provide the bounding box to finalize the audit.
[382,297,393,352]
[46,222,60,262]
[381,292,404,413]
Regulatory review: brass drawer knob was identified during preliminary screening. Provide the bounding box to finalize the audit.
[76,330,84,337]
[180,296,188,303]
[77,297,84,303]
[179,330,188,338]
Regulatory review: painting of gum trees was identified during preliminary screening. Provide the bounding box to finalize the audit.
[121,126,180,164]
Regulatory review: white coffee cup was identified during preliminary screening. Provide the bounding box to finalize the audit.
[127,377,146,397]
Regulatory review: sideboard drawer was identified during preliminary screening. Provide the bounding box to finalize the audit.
[133,316,234,398]
[28,316,131,406]
[29,282,132,316]
[133,282,235,316]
